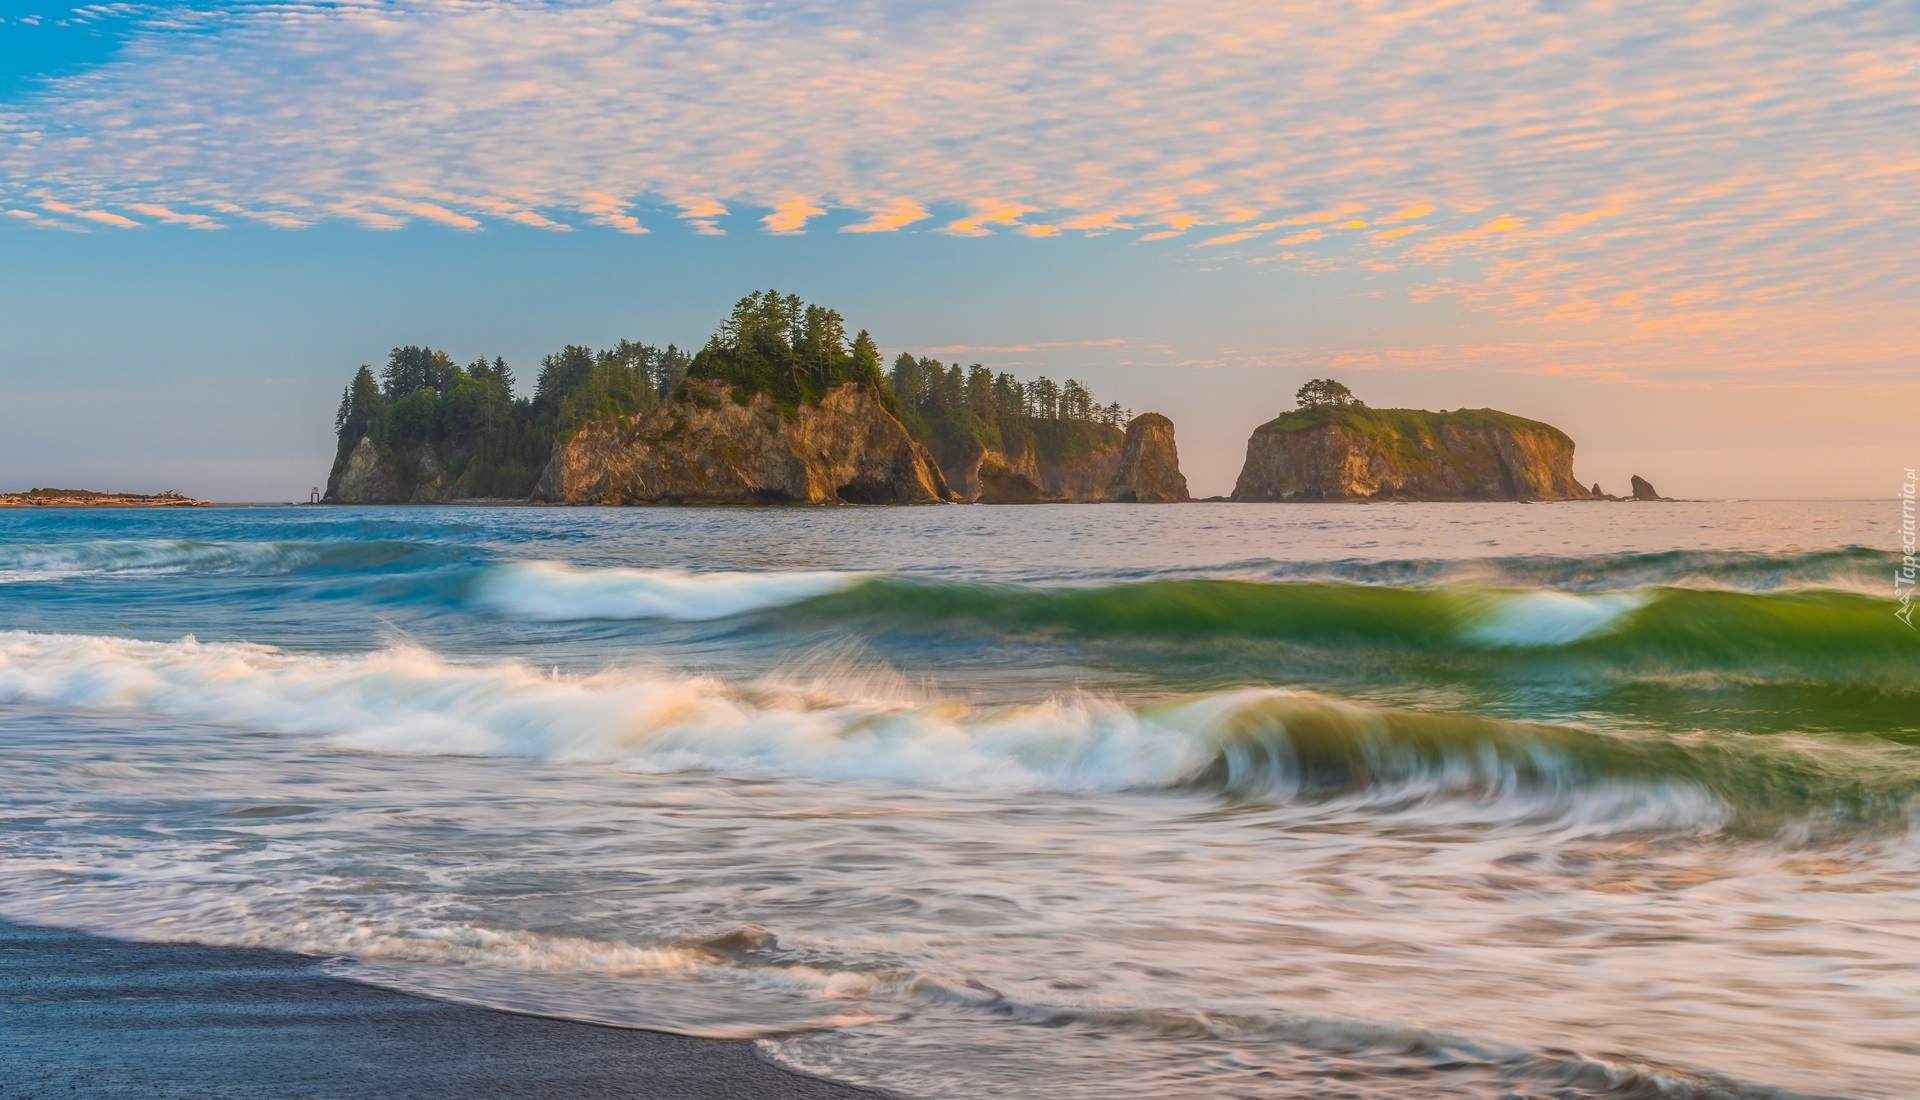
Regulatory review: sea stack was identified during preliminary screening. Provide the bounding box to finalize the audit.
[1231,405,1593,502]
[1104,413,1191,503]
[530,380,950,505]
[1630,475,1667,501]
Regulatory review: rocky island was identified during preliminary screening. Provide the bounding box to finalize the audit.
[531,379,948,505]
[323,290,1192,506]
[1231,379,1594,502]
[1,489,208,508]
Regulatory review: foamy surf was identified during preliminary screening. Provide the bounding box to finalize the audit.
[8,628,1909,832]
[470,561,869,621]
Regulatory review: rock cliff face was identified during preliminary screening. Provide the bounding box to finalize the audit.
[1231,406,1593,502]
[530,380,950,505]
[325,437,476,504]
[932,426,1128,503]
[1105,413,1190,503]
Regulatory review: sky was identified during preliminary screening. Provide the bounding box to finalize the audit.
[1,0,1916,500]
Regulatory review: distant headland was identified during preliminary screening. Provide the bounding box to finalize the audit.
[1,489,208,508]
[320,291,1664,506]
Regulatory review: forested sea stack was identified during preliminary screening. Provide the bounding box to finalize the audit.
[322,289,1189,506]
[1231,380,1592,502]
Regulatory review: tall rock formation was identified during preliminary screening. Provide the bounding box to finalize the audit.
[325,436,476,504]
[1630,475,1667,501]
[1104,413,1191,503]
[531,380,950,505]
[1231,406,1593,502]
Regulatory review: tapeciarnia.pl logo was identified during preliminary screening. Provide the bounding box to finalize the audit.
[1899,468,1916,629]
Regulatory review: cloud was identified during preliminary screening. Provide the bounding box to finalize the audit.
[0,0,1915,381]
[38,198,139,227]
[842,198,931,233]
[764,199,825,234]
[124,203,225,229]
[580,194,646,235]
[920,338,1131,356]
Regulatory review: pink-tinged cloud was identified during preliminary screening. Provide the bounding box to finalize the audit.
[580,194,646,235]
[0,0,1913,383]
[842,199,931,233]
[38,198,139,227]
[764,200,825,235]
[676,199,730,235]
[124,203,225,229]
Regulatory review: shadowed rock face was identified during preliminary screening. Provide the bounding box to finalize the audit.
[1630,475,1666,501]
[1231,406,1594,502]
[531,381,950,506]
[976,460,1048,504]
[940,429,1127,503]
[325,436,472,504]
[1105,413,1191,503]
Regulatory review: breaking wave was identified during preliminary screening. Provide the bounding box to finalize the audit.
[470,560,868,621]
[2,630,1912,832]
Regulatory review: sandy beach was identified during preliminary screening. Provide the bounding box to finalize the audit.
[0,919,887,1099]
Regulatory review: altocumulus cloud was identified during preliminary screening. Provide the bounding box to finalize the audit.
[2,0,1917,379]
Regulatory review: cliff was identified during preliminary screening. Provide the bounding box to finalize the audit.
[1105,413,1190,503]
[530,380,950,505]
[1231,406,1593,502]
[324,436,502,503]
[921,422,1128,503]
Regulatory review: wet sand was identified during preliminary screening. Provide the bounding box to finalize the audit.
[0,919,888,1099]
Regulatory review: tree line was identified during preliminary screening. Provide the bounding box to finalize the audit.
[332,340,691,498]
[329,289,1130,497]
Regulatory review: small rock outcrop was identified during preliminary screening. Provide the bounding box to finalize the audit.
[531,380,950,505]
[1104,413,1191,503]
[1231,406,1593,502]
[1630,475,1668,501]
[0,489,207,508]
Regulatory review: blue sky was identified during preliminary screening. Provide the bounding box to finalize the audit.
[2,1,1915,498]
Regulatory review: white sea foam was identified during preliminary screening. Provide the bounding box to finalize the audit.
[0,539,312,583]
[0,630,1726,833]
[470,561,868,621]
[1461,590,1650,646]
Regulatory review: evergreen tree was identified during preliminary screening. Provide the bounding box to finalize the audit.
[1295,378,1363,409]
[849,330,886,392]
[336,365,384,440]
[382,346,456,397]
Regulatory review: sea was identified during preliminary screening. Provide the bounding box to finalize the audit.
[0,501,1914,1099]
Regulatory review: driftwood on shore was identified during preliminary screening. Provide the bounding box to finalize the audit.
[0,489,209,508]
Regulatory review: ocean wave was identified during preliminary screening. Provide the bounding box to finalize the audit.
[470,561,868,621]
[801,574,1914,659]
[1220,546,1897,595]
[0,538,464,583]
[0,539,320,583]
[3,630,1912,831]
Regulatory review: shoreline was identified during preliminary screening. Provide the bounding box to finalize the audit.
[0,918,889,1100]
